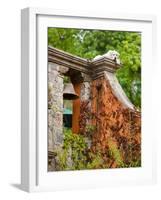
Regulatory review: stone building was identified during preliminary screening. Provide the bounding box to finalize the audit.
[48,46,141,170]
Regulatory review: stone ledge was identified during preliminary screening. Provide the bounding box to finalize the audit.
[48,46,121,77]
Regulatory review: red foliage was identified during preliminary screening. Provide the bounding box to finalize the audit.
[79,77,141,168]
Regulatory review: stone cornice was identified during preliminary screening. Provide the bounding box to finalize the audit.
[91,57,120,71]
[48,46,90,74]
[48,46,121,78]
[91,58,121,79]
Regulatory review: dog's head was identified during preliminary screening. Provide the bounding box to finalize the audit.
[106,50,120,59]
[105,50,120,64]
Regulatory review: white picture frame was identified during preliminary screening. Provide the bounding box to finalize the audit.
[21,7,157,192]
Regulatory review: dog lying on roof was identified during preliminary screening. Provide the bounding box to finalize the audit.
[93,50,121,65]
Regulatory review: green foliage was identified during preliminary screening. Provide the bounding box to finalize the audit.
[56,147,68,170]
[48,28,141,108]
[63,76,70,83]
[107,138,141,168]
[54,129,140,170]
[63,128,87,170]
[86,151,103,169]
[108,139,124,167]
[85,124,96,137]
[55,128,103,170]
[128,159,141,167]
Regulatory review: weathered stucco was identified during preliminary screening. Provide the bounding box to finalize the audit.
[104,71,135,110]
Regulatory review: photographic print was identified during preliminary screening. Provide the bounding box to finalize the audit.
[48,28,141,171]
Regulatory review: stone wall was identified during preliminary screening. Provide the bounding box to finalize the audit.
[80,76,91,101]
[48,62,64,153]
[47,46,141,170]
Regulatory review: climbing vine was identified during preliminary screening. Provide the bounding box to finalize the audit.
[78,79,141,169]
[54,128,104,171]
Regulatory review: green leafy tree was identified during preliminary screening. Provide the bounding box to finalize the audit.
[48,28,141,108]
